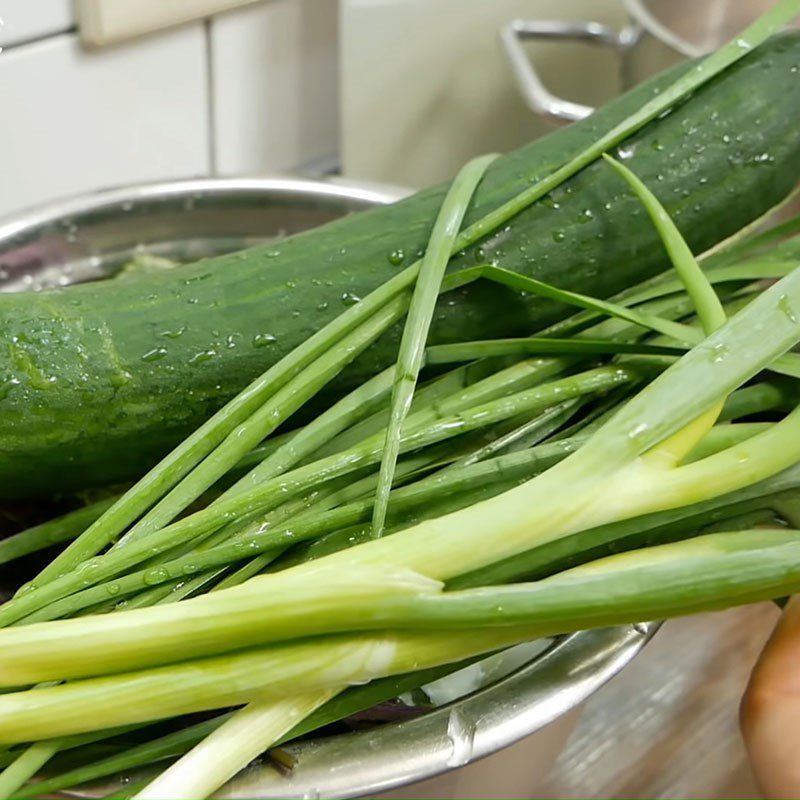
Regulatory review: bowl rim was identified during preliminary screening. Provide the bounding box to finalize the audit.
[0,175,414,247]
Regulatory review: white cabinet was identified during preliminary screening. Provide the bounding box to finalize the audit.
[0,0,74,48]
[210,0,339,176]
[75,0,261,46]
[0,25,210,217]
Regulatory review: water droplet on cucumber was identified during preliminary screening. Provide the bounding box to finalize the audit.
[160,325,186,339]
[252,333,278,348]
[341,291,361,307]
[189,349,217,365]
[141,347,168,362]
[541,195,560,210]
[387,249,405,266]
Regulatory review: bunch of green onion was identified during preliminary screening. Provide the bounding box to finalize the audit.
[2,3,800,797]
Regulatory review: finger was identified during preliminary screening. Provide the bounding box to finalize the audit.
[742,596,800,799]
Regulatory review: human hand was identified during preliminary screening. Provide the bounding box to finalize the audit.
[742,597,800,799]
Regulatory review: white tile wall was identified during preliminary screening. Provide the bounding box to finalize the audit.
[0,0,74,48]
[0,0,620,218]
[210,0,339,176]
[0,24,210,217]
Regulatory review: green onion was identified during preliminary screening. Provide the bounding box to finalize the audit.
[0,741,59,799]
[30,276,414,587]
[112,294,412,550]
[602,155,727,334]
[0,498,115,567]
[9,658,485,799]
[2,530,800,747]
[426,337,682,363]
[135,691,339,800]
[372,154,497,537]
[4,439,584,633]
[30,0,792,590]
[0,421,778,682]
[0,364,635,627]
[4,7,800,795]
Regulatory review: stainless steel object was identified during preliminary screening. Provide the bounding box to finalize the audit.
[502,0,794,124]
[0,178,655,799]
[0,177,409,292]
[500,18,633,123]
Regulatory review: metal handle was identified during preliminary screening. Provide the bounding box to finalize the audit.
[500,19,626,123]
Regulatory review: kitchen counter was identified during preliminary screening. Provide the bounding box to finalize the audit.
[540,603,777,799]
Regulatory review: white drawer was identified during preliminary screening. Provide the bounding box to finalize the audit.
[0,0,74,48]
[210,0,339,176]
[0,25,210,218]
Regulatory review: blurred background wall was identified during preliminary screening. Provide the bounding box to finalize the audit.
[0,0,624,217]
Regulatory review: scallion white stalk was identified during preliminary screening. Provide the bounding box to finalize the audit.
[135,691,338,800]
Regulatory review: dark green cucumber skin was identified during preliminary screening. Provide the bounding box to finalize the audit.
[2,34,800,499]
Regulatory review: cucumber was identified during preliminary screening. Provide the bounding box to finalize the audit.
[2,34,800,499]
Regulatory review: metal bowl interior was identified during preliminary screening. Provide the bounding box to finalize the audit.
[0,178,655,799]
[0,177,410,292]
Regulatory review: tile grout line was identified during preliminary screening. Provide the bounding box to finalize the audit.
[204,17,218,176]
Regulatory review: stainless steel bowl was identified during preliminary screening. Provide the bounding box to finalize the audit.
[0,178,654,799]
